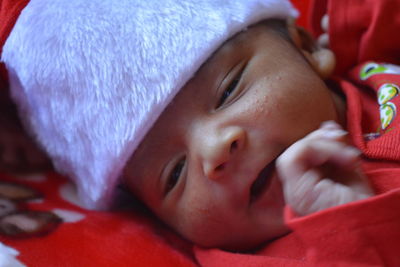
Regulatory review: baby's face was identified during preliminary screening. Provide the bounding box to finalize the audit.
[124,23,338,250]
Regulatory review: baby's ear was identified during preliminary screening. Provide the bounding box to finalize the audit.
[287,20,335,79]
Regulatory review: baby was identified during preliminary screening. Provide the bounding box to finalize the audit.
[122,18,372,250]
[1,0,373,251]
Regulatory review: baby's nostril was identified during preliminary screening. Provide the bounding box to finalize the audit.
[215,163,225,172]
[230,141,238,153]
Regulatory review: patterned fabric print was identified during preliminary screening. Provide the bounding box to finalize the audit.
[358,62,400,134]
[360,62,400,80]
[0,171,195,267]
[378,83,399,105]
[378,84,399,129]
[0,172,88,266]
[0,180,62,238]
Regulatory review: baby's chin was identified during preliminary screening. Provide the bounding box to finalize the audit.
[188,221,290,251]
[216,228,291,252]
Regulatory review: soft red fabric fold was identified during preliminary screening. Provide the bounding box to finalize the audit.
[0,0,29,102]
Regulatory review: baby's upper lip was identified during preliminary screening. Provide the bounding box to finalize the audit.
[249,159,276,204]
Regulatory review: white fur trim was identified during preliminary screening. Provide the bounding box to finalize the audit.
[1,0,297,209]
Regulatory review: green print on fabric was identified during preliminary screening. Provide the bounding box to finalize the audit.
[378,83,399,105]
[360,61,400,133]
[377,83,399,130]
[380,102,396,130]
[360,63,389,80]
[360,62,400,80]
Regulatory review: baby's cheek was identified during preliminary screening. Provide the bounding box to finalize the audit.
[175,197,231,246]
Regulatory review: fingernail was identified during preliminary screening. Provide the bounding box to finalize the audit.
[321,129,348,139]
[321,120,341,129]
[343,146,361,158]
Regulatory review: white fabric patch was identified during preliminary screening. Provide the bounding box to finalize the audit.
[59,182,87,209]
[52,209,85,223]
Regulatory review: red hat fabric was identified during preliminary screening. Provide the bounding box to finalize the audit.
[0,0,29,104]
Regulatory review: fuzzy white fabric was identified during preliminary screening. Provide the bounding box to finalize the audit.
[1,0,298,209]
[0,242,25,267]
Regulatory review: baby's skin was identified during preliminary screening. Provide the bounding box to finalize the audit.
[277,121,373,217]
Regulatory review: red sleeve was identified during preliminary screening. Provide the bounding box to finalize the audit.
[309,0,400,75]
[285,190,400,266]
[194,191,400,266]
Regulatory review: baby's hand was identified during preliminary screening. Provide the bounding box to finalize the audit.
[276,121,373,216]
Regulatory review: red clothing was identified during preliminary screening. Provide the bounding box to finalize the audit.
[0,0,29,106]
[310,0,400,76]
[196,0,400,266]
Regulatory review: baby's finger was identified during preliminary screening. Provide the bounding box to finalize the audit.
[307,121,346,141]
[308,142,360,169]
[283,168,321,214]
[285,168,371,216]
[320,120,341,130]
[277,139,360,183]
[284,169,346,215]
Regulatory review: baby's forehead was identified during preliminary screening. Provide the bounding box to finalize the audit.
[194,21,283,75]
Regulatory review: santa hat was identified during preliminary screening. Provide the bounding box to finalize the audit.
[1,0,298,209]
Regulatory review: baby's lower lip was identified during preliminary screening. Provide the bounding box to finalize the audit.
[249,161,275,204]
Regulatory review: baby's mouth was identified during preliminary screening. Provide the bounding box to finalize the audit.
[249,161,275,204]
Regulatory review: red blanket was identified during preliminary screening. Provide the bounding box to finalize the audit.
[0,171,197,266]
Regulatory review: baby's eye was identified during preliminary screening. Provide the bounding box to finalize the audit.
[165,157,186,193]
[216,67,244,108]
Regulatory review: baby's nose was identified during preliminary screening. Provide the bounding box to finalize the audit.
[200,126,245,180]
